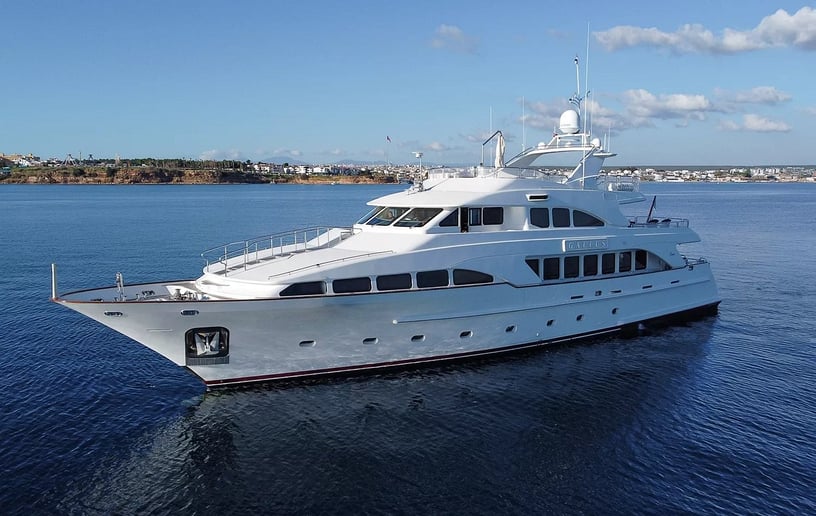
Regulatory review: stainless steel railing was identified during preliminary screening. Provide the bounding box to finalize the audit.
[201,226,357,275]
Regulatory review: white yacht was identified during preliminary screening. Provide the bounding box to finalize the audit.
[53,75,719,388]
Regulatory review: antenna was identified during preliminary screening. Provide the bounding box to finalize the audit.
[574,55,580,102]
[585,24,591,140]
[522,96,526,152]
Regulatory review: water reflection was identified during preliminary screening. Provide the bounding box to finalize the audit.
[59,318,716,514]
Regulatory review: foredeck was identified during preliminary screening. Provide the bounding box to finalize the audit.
[201,227,357,277]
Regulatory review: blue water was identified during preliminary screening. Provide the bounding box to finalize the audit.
[1,183,814,514]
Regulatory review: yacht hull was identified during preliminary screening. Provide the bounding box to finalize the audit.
[56,263,719,388]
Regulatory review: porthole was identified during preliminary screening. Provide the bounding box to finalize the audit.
[576,314,584,321]
[505,325,517,333]
[546,320,554,327]
[642,284,653,290]
[299,340,316,347]
[363,337,378,345]
[411,335,425,342]
[612,308,619,315]
[595,290,602,297]
[460,331,473,338]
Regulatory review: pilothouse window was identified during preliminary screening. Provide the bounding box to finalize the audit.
[573,210,604,227]
[394,207,443,227]
[553,208,571,228]
[482,207,504,225]
[530,208,550,228]
[366,207,409,226]
[468,208,482,226]
[439,210,458,227]
[356,206,380,224]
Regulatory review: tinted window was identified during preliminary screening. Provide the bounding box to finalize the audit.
[468,208,482,226]
[619,252,632,272]
[483,207,504,225]
[439,210,458,227]
[635,250,648,270]
[356,206,380,224]
[543,257,560,280]
[583,255,598,276]
[376,273,412,291]
[453,269,493,285]
[573,210,604,227]
[280,281,326,297]
[332,277,371,293]
[602,253,616,274]
[417,270,448,288]
[394,207,443,227]
[530,208,549,228]
[525,258,540,277]
[564,256,579,278]
[367,206,409,226]
[553,208,570,227]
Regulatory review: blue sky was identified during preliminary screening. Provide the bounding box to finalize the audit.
[3,1,815,166]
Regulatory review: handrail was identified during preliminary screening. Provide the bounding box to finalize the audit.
[628,216,690,228]
[201,226,357,276]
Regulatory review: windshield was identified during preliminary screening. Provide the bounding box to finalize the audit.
[366,207,410,226]
[393,207,443,227]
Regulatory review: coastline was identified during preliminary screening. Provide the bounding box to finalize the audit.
[0,165,811,185]
[0,166,398,185]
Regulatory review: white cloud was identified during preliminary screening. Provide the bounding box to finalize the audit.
[426,141,449,152]
[720,114,791,132]
[718,119,742,131]
[430,24,479,54]
[198,149,243,160]
[622,89,715,120]
[802,106,816,116]
[273,148,302,158]
[595,7,816,54]
[743,113,791,132]
[717,86,792,104]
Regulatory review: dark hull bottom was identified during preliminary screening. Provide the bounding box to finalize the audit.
[200,302,721,389]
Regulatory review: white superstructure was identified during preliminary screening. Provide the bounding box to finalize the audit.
[53,66,719,388]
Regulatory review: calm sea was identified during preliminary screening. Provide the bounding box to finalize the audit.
[1,182,814,514]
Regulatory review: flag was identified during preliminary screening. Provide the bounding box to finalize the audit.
[386,136,391,143]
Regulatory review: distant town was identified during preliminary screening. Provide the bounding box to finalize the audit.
[1,152,814,184]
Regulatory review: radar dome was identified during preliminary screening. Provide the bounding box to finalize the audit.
[559,110,580,134]
[591,137,601,148]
